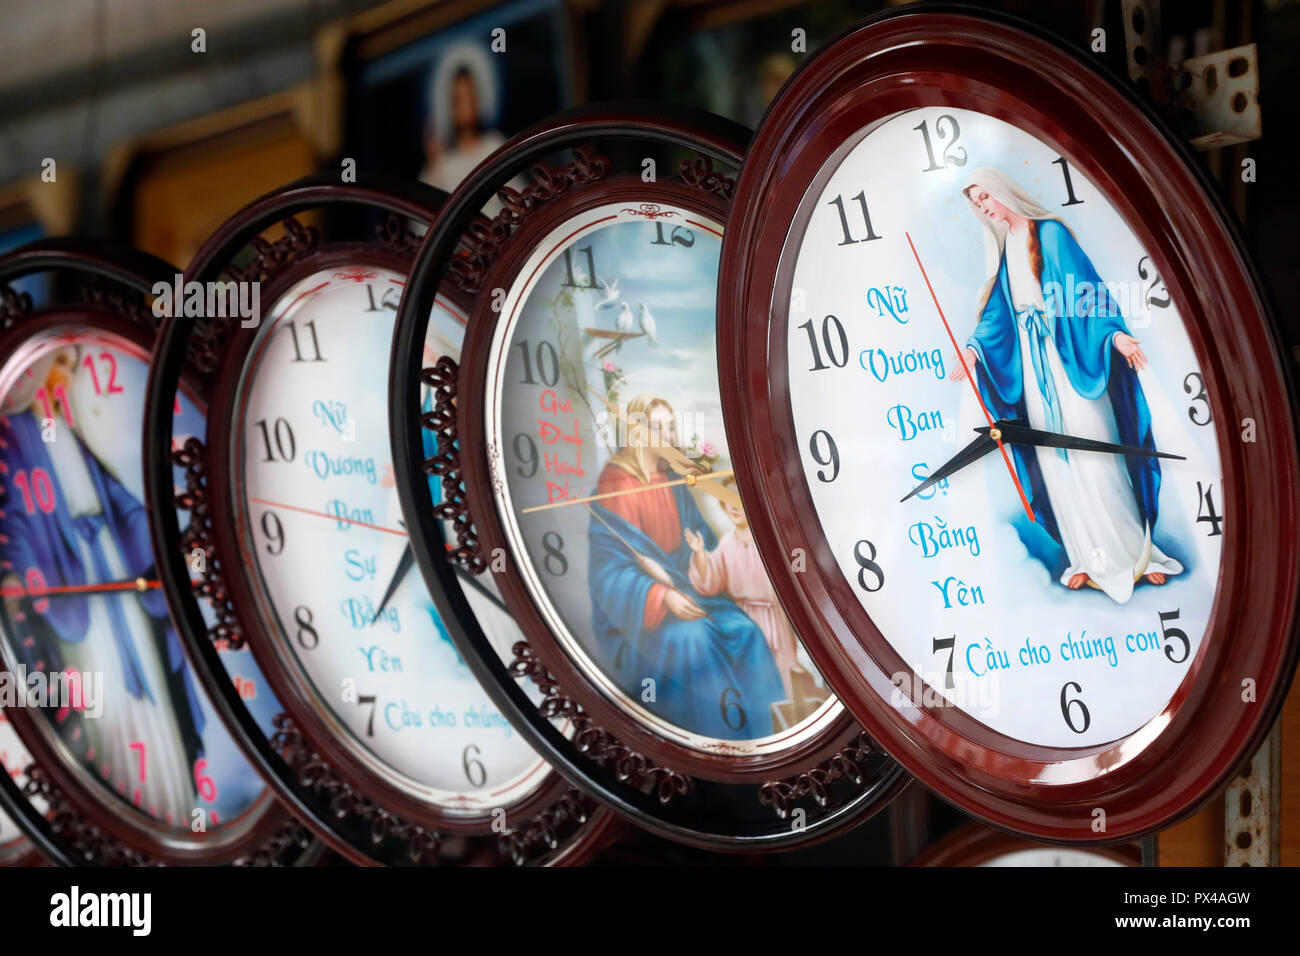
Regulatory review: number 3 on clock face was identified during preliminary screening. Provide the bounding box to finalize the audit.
[785,106,1224,747]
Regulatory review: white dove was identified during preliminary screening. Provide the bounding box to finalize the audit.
[637,303,658,345]
[616,301,635,334]
[595,277,621,309]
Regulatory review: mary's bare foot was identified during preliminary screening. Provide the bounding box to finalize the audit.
[1067,573,1090,590]
[1144,572,1167,585]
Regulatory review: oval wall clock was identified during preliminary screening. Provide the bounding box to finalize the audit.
[912,823,1140,868]
[0,239,315,866]
[143,177,618,866]
[717,6,1300,842]
[390,105,909,849]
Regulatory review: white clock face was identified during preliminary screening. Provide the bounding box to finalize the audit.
[980,847,1127,867]
[784,107,1224,747]
[234,267,550,810]
[486,201,839,753]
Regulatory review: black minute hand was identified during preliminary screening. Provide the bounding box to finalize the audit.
[977,421,1185,460]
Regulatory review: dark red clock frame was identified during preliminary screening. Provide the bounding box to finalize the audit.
[911,823,1141,868]
[390,104,910,850]
[142,177,618,866]
[0,239,313,866]
[717,7,1300,842]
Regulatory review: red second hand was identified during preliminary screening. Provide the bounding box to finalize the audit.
[248,496,454,551]
[0,579,161,598]
[248,497,408,537]
[905,231,1035,523]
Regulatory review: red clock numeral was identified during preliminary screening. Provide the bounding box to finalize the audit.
[13,468,56,514]
[24,568,49,612]
[82,352,125,395]
[129,740,146,783]
[34,385,75,428]
[194,758,218,802]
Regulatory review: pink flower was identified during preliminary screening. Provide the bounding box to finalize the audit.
[603,361,616,373]
[699,440,716,457]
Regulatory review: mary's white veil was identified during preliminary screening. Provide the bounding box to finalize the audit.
[962,166,1060,307]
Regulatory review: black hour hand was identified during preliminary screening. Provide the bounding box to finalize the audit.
[901,432,999,502]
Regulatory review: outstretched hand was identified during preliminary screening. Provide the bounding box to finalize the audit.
[1113,333,1148,371]
[683,528,705,553]
[950,347,979,383]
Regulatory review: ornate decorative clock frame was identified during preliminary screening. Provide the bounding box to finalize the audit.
[0,239,313,865]
[143,177,618,866]
[391,105,911,850]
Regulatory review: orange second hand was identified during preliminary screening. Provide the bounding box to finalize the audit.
[1,580,161,598]
[247,497,409,537]
[247,497,454,551]
[904,231,1035,523]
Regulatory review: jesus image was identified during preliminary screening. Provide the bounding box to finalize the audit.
[950,166,1182,604]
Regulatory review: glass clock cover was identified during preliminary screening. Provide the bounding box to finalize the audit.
[715,9,1300,840]
[485,201,838,750]
[233,266,551,809]
[781,106,1221,747]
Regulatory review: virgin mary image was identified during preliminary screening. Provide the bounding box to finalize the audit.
[586,394,784,739]
[952,166,1182,604]
[0,347,203,822]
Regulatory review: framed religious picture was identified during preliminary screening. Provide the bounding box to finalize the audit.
[627,0,868,128]
[141,176,618,866]
[341,0,581,200]
[389,103,910,850]
[715,7,1300,842]
[0,173,81,316]
[105,88,326,270]
[0,240,316,866]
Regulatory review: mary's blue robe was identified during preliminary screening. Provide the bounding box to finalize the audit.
[0,412,205,744]
[586,478,784,740]
[966,219,1162,544]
